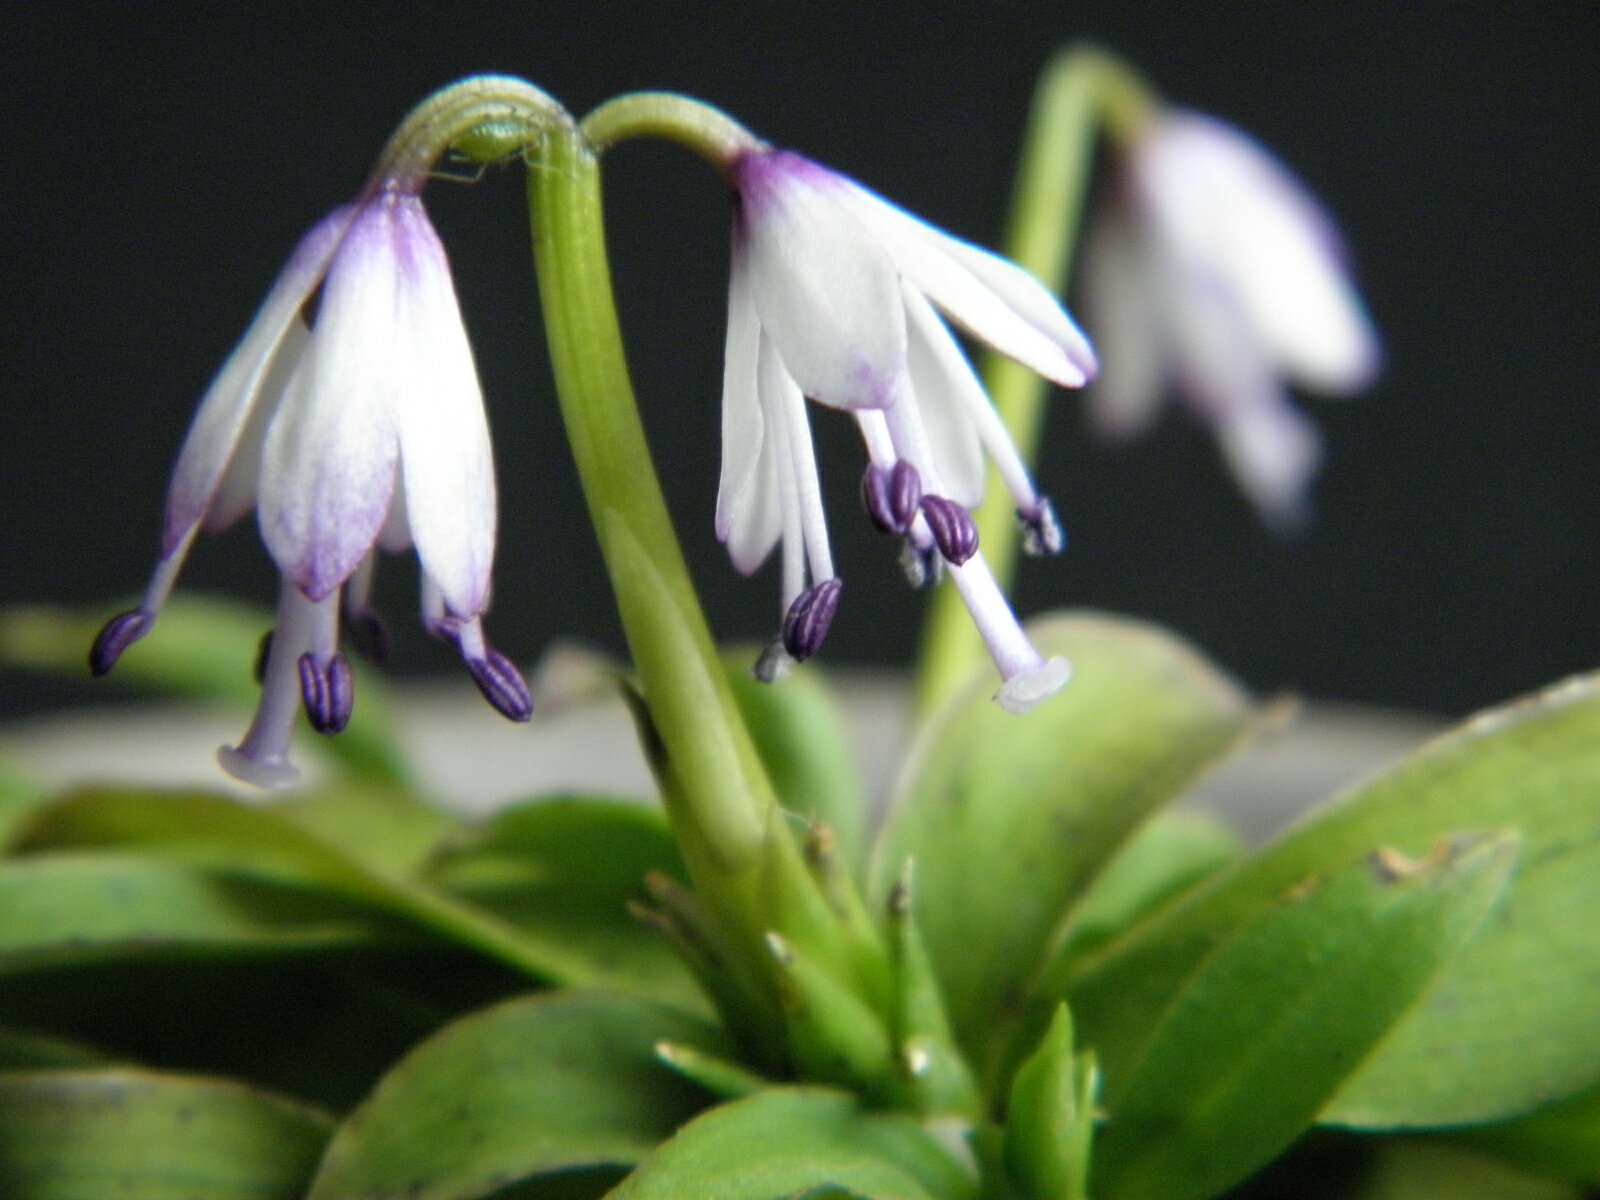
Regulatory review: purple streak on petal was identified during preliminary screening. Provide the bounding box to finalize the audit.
[919,496,979,566]
[466,646,534,723]
[344,606,394,665]
[780,577,843,662]
[88,609,155,676]
[861,460,922,536]
[1018,495,1066,557]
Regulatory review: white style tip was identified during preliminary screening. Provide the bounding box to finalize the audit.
[217,745,301,790]
[995,655,1071,715]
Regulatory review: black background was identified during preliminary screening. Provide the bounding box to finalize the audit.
[3,3,1596,720]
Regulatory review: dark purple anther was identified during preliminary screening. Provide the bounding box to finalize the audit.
[780,577,843,663]
[298,652,355,735]
[1019,496,1066,556]
[861,460,922,536]
[919,496,979,566]
[345,606,394,665]
[89,609,154,677]
[253,631,275,684]
[468,647,534,722]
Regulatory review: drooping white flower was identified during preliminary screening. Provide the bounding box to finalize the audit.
[91,184,530,788]
[1081,109,1380,531]
[718,148,1095,712]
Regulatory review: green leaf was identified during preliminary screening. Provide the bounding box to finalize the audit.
[426,796,702,1009]
[12,788,596,986]
[722,651,869,871]
[870,613,1252,1062]
[0,1027,120,1069]
[307,990,725,1200]
[1459,1077,1600,1187]
[1068,672,1600,1126]
[1350,1137,1581,1200]
[607,1087,977,1200]
[0,1068,332,1199]
[0,595,410,784]
[1090,831,1517,1200]
[1004,1004,1096,1200]
[0,852,389,971]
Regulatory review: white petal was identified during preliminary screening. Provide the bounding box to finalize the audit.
[1139,112,1379,395]
[204,318,309,532]
[715,241,764,541]
[163,204,357,554]
[902,286,985,507]
[1079,204,1168,439]
[259,198,403,602]
[735,150,906,410]
[388,197,496,619]
[724,333,788,577]
[1215,395,1322,533]
[764,334,833,585]
[843,181,1095,388]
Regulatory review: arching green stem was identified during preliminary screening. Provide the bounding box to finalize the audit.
[525,120,870,1032]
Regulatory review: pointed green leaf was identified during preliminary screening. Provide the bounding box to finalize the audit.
[1004,1004,1096,1200]
[1068,673,1600,1126]
[426,796,701,1009]
[723,651,869,870]
[0,1068,332,1199]
[12,788,597,986]
[308,990,724,1200]
[1092,831,1517,1200]
[871,613,1252,1060]
[0,1027,120,1069]
[607,1087,977,1200]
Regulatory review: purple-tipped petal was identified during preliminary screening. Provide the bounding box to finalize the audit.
[1019,496,1066,557]
[259,198,405,602]
[733,150,906,411]
[919,496,979,566]
[298,652,354,735]
[89,609,155,677]
[467,646,534,722]
[861,460,922,536]
[780,577,843,662]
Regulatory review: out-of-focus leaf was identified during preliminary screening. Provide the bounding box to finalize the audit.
[871,612,1253,1062]
[606,1087,977,1200]
[1350,1137,1580,1200]
[0,1026,120,1069]
[1068,673,1600,1126]
[307,990,723,1200]
[1460,1078,1600,1188]
[427,796,701,1010]
[722,650,869,871]
[11,788,595,986]
[0,954,516,1115]
[0,1068,332,1200]
[0,595,409,784]
[1091,831,1517,1200]
[0,852,390,971]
